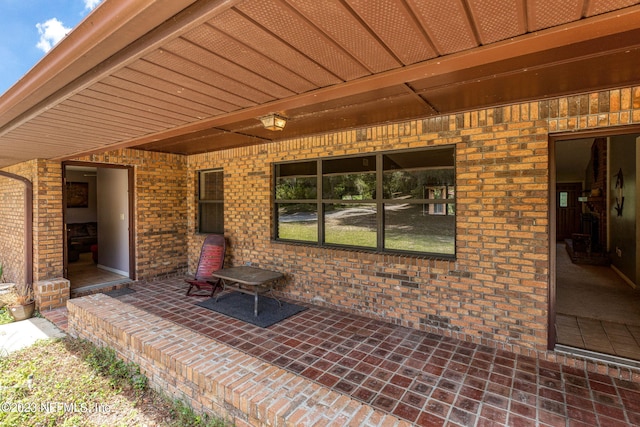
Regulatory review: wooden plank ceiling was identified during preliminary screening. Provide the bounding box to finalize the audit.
[1,0,640,167]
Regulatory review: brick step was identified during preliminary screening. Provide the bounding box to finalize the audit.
[67,294,409,427]
[70,281,132,298]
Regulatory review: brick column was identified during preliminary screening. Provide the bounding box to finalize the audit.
[34,278,70,311]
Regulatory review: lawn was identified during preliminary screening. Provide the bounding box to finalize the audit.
[0,337,228,427]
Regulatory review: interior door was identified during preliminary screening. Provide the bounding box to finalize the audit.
[556,182,582,242]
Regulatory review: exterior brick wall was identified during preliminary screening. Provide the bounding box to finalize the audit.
[2,86,639,358]
[0,160,68,310]
[34,278,70,311]
[72,149,189,280]
[187,86,640,355]
[0,159,63,284]
[33,160,64,282]
[1,149,188,289]
[0,160,35,285]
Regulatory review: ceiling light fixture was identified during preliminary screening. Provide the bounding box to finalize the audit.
[259,113,287,131]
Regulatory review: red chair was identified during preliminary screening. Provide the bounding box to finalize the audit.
[186,234,226,297]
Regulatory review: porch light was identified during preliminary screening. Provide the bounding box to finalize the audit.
[259,113,287,131]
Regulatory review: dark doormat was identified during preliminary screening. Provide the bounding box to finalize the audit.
[196,292,307,328]
[102,287,136,297]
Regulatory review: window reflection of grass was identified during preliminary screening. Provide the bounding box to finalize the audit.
[280,221,452,253]
[277,203,317,241]
[325,227,376,247]
[278,204,455,255]
[385,206,454,254]
[385,232,454,254]
[278,222,318,242]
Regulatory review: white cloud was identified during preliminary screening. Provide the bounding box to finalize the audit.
[36,18,71,53]
[84,0,102,11]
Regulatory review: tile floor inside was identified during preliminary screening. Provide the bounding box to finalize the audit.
[555,243,640,361]
[556,314,640,361]
[67,252,129,291]
[44,277,640,427]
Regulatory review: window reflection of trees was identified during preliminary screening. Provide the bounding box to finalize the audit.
[274,146,456,256]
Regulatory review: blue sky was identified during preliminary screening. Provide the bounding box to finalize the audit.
[0,0,102,96]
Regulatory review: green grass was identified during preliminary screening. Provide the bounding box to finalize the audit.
[0,307,13,325]
[0,338,230,427]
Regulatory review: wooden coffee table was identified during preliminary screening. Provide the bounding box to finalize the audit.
[211,266,284,316]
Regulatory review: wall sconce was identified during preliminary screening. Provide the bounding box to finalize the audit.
[259,113,287,131]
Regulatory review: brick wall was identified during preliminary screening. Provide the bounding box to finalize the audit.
[35,278,70,311]
[72,149,189,279]
[1,159,67,283]
[585,138,608,250]
[1,149,188,288]
[188,86,640,354]
[187,107,550,353]
[2,86,639,354]
[33,160,64,281]
[0,160,35,285]
[1,160,68,309]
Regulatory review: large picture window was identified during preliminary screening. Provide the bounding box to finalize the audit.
[274,147,455,256]
[198,169,224,234]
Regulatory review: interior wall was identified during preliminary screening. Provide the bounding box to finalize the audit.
[609,135,637,285]
[96,168,129,275]
[65,170,97,224]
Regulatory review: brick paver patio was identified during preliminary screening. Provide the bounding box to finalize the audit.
[45,277,640,426]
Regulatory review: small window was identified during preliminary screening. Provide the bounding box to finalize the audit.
[199,169,223,234]
[559,191,568,208]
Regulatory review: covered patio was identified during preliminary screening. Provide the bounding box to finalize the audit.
[45,279,640,426]
[1,1,640,424]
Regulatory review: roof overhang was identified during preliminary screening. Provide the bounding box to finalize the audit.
[1,0,639,167]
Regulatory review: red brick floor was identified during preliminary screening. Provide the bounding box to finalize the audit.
[44,278,640,427]
[42,306,68,331]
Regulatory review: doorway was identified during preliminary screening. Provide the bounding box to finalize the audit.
[551,131,640,362]
[556,182,582,242]
[63,162,134,293]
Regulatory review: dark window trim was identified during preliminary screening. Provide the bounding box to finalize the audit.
[198,168,224,234]
[273,146,456,258]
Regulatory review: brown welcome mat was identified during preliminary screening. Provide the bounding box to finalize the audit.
[196,292,307,328]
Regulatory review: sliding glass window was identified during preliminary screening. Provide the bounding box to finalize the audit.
[274,146,455,257]
[323,155,377,248]
[274,161,318,243]
[382,150,455,255]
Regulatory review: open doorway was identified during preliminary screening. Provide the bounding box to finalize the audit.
[552,131,640,363]
[63,163,134,294]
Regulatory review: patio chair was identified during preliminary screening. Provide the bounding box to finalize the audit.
[186,234,226,297]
